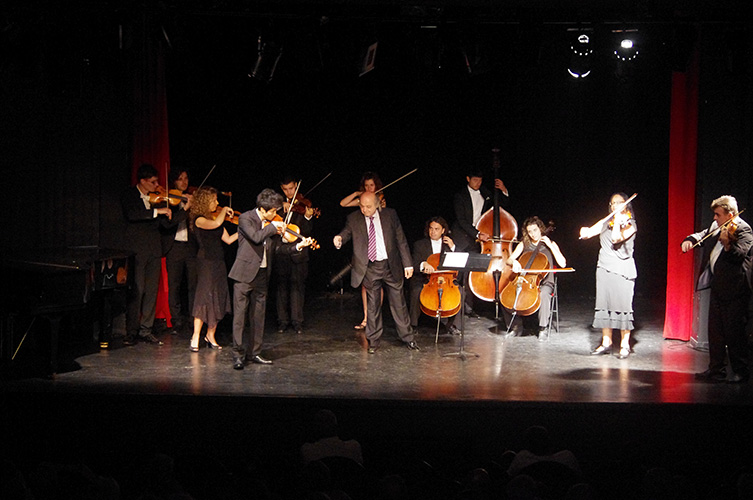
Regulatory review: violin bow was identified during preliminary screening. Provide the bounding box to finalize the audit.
[374,168,418,195]
[284,180,303,226]
[579,192,637,240]
[687,208,746,250]
[195,164,217,192]
[302,171,332,199]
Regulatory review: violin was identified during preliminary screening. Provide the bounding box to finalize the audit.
[148,185,188,206]
[211,206,240,225]
[608,210,633,229]
[419,253,461,319]
[289,193,321,218]
[264,214,320,250]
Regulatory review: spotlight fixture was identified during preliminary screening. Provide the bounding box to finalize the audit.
[567,31,593,79]
[613,30,639,62]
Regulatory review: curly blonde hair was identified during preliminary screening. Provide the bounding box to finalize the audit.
[189,186,218,230]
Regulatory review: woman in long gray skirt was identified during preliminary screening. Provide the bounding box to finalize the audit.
[580,193,637,359]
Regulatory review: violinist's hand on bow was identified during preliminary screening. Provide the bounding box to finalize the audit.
[478,231,491,242]
[681,240,694,253]
[422,262,435,274]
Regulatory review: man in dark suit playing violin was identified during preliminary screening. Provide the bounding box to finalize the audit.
[229,188,315,370]
[683,195,753,383]
[410,217,460,335]
[333,191,419,353]
[275,177,315,335]
[451,168,510,316]
[161,168,197,334]
[121,163,182,346]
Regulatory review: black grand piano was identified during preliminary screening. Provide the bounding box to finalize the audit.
[1,246,132,376]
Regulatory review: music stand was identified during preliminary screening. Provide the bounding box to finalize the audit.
[438,252,491,361]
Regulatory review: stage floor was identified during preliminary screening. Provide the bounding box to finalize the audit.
[4,290,751,406]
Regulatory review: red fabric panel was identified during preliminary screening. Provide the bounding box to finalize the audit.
[130,17,172,325]
[663,52,699,340]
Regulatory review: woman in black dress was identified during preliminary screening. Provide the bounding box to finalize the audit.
[189,187,238,351]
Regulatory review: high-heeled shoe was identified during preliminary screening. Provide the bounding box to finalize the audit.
[617,346,631,359]
[590,344,612,355]
[204,336,222,350]
[189,343,199,352]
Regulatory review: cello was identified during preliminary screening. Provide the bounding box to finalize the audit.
[420,252,462,344]
[500,231,552,317]
[468,149,518,318]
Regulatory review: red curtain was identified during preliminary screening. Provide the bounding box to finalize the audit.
[131,10,172,326]
[663,51,699,340]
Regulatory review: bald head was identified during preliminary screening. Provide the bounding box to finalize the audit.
[359,191,378,217]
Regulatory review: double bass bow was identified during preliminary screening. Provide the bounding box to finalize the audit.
[468,149,518,320]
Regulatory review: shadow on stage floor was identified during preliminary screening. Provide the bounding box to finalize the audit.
[2,291,752,499]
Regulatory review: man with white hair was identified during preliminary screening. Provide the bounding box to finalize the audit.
[683,195,753,383]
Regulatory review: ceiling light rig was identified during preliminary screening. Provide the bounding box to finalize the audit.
[567,31,593,79]
[613,29,639,62]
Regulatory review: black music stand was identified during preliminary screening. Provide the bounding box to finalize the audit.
[438,252,491,361]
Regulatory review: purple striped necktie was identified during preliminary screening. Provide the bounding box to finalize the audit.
[367,216,377,262]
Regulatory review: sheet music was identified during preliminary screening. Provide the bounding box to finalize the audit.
[442,252,469,268]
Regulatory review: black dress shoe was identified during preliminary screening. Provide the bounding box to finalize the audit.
[122,335,137,346]
[590,344,611,355]
[233,360,244,370]
[465,309,480,319]
[447,325,461,336]
[250,355,273,365]
[727,372,750,384]
[367,343,379,354]
[406,341,420,351]
[294,324,304,334]
[694,369,726,382]
[140,333,164,345]
[277,323,289,333]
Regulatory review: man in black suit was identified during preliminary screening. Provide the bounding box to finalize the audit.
[161,168,197,334]
[333,191,418,353]
[275,177,315,334]
[409,216,459,335]
[229,188,314,370]
[451,168,510,315]
[684,195,753,383]
[121,163,180,345]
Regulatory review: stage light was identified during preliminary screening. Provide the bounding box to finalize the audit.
[567,32,593,79]
[613,30,639,62]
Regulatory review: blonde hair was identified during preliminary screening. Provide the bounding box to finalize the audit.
[711,195,738,215]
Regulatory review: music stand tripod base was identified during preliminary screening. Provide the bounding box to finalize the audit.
[438,252,490,361]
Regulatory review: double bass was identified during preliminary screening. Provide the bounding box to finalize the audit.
[468,149,518,318]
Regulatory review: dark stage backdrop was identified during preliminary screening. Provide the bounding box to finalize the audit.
[163,15,676,304]
[2,3,752,331]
